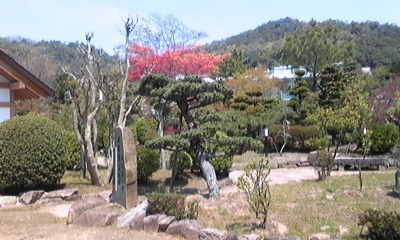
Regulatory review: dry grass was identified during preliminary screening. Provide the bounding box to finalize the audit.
[59,153,399,240]
[196,171,399,239]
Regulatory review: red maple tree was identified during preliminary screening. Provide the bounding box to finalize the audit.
[129,43,227,80]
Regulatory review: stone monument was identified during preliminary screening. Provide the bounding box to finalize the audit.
[396,167,400,194]
[111,127,138,209]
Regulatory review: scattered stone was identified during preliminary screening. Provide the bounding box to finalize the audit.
[240,233,260,240]
[116,200,149,229]
[67,197,108,224]
[199,227,227,240]
[339,225,348,235]
[19,190,45,204]
[42,188,79,201]
[326,194,334,200]
[320,226,330,231]
[228,170,245,184]
[264,237,301,240]
[225,231,239,240]
[309,233,330,240]
[166,219,205,239]
[72,208,120,227]
[0,196,18,206]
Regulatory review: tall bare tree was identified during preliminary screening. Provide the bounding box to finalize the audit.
[63,33,104,185]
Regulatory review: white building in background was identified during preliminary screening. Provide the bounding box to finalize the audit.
[0,49,54,122]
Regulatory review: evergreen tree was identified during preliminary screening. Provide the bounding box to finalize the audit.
[139,74,262,198]
[287,69,310,124]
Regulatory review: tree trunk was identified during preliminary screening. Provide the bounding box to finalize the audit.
[158,119,166,170]
[84,127,103,186]
[197,151,219,198]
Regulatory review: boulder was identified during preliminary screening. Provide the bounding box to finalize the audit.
[67,197,108,224]
[0,196,18,206]
[166,219,205,240]
[42,188,79,201]
[158,214,176,232]
[143,215,160,232]
[19,190,45,204]
[116,200,149,229]
[143,214,176,232]
[72,208,120,227]
[199,227,228,240]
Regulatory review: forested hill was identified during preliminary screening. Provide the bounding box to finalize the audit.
[0,37,118,87]
[205,17,400,69]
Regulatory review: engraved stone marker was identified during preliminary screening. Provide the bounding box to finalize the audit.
[112,127,138,209]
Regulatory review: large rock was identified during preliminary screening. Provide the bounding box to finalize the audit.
[395,168,400,194]
[116,200,149,229]
[225,231,239,240]
[0,196,18,206]
[19,190,45,204]
[42,188,79,201]
[72,208,120,227]
[199,227,227,240]
[67,197,108,224]
[166,219,205,240]
[143,214,176,232]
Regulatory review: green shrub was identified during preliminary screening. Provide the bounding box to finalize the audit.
[61,130,81,170]
[146,192,199,220]
[358,209,400,240]
[169,151,192,178]
[0,115,66,190]
[370,123,400,154]
[309,150,334,180]
[210,131,233,176]
[130,117,158,145]
[137,148,160,183]
[269,125,322,151]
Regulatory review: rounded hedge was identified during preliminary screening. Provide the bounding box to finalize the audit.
[61,129,81,170]
[370,123,400,154]
[130,117,158,145]
[137,148,160,183]
[169,151,193,177]
[0,115,66,190]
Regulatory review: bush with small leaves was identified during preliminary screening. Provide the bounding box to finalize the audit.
[130,117,158,145]
[61,129,81,170]
[370,123,400,154]
[309,150,334,180]
[237,158,271,229]
[0,115,66,191]
[358,208,400,239]
[169,151,192,178]
[137,148,160,183]
[146,192,199,220]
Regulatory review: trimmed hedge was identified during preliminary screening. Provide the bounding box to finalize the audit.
[137,148,160,183]
[130,117,158,145]
[370,123,400,154]
[268,125,322,152]
[61,129,81,170]
[0,115,66,190]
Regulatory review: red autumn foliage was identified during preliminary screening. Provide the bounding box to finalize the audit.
[369,80,400,124]
[129,43,228,81]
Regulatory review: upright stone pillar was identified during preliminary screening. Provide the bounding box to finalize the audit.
[112,127,138,209]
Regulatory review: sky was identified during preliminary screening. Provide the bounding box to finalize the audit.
[1,0,400,54]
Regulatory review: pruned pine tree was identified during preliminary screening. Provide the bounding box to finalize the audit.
[139,74,262,198]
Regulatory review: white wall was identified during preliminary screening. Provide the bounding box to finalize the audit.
[0,107,10,122]
[0,88,10,102]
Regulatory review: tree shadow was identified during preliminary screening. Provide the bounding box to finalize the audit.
[386,190,400,199]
